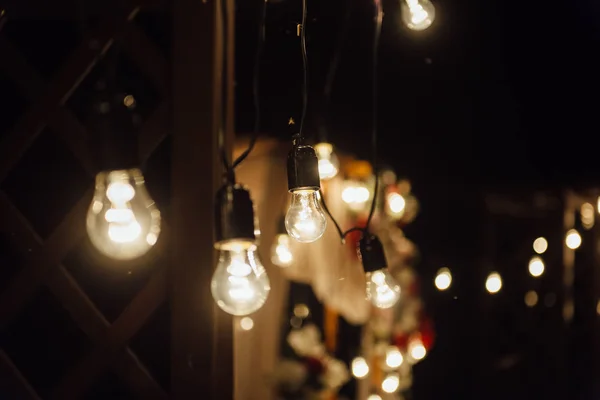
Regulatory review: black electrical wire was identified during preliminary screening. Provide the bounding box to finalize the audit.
[297,0,309,139]
[319,0,383,242]
[219,0,268,180]
[232,0,268,168]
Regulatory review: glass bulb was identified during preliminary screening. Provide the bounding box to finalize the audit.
[366,269,401,309]
[211,244,270,316]
[314,142,339,180]
[271,233,294,267]
[285,190,327,243]
[86,169,161,260]
[401,0,435,31]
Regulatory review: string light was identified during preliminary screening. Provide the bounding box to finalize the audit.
[381,374,400,393]
[565,229,582,250]
[314,142,339,180]
[360,235,401,309]
[401,0,436,31]
[528,256,545,277]
[285,0,327,243]
[485,272,502,294]
[387,192,406,217]
[271,217,294,267]
[351,357,370,378]
[434,267,452,290]
[240,316,254,331]
[385,346,404,368]
[87,170,161,260]
[532,237,548,254]
[408,337,427,362]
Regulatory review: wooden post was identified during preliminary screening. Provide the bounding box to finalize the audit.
[171,0,234,398]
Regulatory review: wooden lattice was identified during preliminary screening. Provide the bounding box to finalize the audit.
[0,2,172,398]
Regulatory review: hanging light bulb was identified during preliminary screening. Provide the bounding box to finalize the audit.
[271,217,294,267]
[401,0,435,31]
[385,346,404,368]
[351,356,370,378]
[359,234,401,309]
[86,169,161,260]
[342,180,371,212]
[285,137,327,242]
[211,184,270,316]
[314,142,339,180]
[381,373,400,393]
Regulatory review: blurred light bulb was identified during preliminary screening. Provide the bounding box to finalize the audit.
[211,244,270,316]
[486,272,502,294]
[240,316,254,331]
[581,202,595,229]
[387,192,406,217]
[342,181,371,211]
[285,190,327,243]
[381,374,400,393]
[351,357,369,378]
[367,395,382,400]
[524,290,538,307]
[366,269,401,309]
[314,142,339,180]
[86,169,161,260]
[271,234,294,267]
[385,346,404,368]
[565,229,582,250]
[408,339,427,362]
[528,256,545,277]
[434,267,452,290]
[401,0,435,31]
[533,237,548,254]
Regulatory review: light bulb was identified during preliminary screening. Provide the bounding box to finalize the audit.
[285,190,327,243]
[351,357,370,378]
[385,346,404,368]
[366,269,401,309]
[314,142,339,180]
[434,267,452,290]
[408,339,427,362]
[401,0,435,31]
[271,234,294,267]
[485,272,502,294]
[342,181,371,212]
[528,256,545,277]
[211,244,270,316]
[565,229,581,250]
[86,169,161,260]
[381,374,400,393]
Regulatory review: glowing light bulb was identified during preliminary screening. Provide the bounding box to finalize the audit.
[408,339,426,362]
[285,190,327,243]
[565,229,582,250]
[271,234,294,267]
[387,192,406,217]
[385,346,404,368]
[381,374,400,393]
[533,237,548,254]
[528,256,545,277]
[314,142,339,180]
[211,244,270,316]
[367,395,382,400]
[434,267,452,290]
[342,181,371,212]
[351,357,369,378]
[86,169,161,260]
[366,269,401,309]
[485,272,502,294]
[401,0,435,31]
[240,316,254,331]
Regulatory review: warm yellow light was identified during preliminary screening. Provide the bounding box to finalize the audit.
[367,395,382,400]
[528,256,545,277]
[240,316,254,331]
[533,237,548,254]
[314,142,339,180]
[87,169,161,260]
[565,229,582,250]
[401,0,435,31]
[387,193,406,216]
[271,234,294,267]
[581,202,595,229]
[385,346,404,368]
[366,270,401,309]
[381,374,400,393]
[342,181,371,211]
[434,267,452,290]
[486,272,502,294]
[525,290,538,307]
[293,303,310,319]
[408,340,426,361]
[351,357,369,378]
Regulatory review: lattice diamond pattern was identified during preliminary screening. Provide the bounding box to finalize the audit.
[0,4,170,399]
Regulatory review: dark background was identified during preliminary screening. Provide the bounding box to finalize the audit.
[1,0,600,398]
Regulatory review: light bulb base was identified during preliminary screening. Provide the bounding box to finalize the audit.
[358,234,387,273]
[214,184,256,249]
[287,141,321,192]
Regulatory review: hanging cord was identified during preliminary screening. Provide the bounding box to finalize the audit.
[319,0,383,243]
[219,0,267,182]
[296,0,309,140]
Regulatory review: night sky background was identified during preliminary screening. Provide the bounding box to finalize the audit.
[1,0,600,398]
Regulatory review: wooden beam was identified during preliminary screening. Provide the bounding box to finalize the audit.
[171,0,234,397]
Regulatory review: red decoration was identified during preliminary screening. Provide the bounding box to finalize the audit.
[393,332,410,351]
[419,317,436,351]
[304,357,325,375]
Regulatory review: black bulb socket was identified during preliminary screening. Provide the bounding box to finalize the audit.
[358,234,387,273]
[287,141,321,192]
[214,183,256,250]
